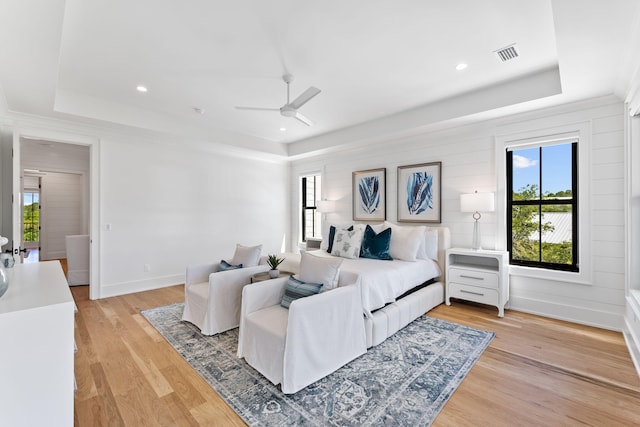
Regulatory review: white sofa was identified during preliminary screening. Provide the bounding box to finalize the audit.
[182,258,269,335]
[237,276,366,394]
[65,234,90,286]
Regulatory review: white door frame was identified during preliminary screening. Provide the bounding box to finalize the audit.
[12,126,101,299]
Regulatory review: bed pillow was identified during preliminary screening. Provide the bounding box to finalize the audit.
[416,229,439,261]
[327,225,353,253]
[367,223,388,234]
[299,250,343,290]
[360,225,393,260]
[384,222,424,261]
[231,244,262,267]
[320,223,350,251]
[219,259,242,271]
[280,275,323,309]
[331,228,364,260]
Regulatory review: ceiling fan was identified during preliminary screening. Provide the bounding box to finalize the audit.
[235,74,321,126]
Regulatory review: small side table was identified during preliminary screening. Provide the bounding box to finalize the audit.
[251,271,293,283]
[445,248,509,317]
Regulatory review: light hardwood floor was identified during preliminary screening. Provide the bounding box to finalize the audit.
[71,285,640,426]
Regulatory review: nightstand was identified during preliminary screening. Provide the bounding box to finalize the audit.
[445,248,509,317]
[250,271,293,283]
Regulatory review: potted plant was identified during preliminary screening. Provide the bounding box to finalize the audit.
[267,254,285,278]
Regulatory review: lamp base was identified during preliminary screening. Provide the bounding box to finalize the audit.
[471,219,482,250]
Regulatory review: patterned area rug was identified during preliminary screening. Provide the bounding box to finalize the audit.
[142,303,494,426]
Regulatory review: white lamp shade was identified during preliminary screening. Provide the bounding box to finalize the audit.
[460,192,495,213]
[316,200,335,213]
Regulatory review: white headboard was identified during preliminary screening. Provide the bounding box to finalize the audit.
[430,226,451,283]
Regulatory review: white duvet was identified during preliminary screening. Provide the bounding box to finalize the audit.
[307,250,441,317]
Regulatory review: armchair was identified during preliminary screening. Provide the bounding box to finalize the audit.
[237,276,366,394]
[182,258,269,335]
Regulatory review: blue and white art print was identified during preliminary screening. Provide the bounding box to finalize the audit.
[353,168,386,221]
[398,162,441,223]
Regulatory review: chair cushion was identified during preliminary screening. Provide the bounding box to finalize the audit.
[299,250,343,290]
[246,304,290,340]
[231,244,262,267]
[219,259,242,271]
[280,275,323,309]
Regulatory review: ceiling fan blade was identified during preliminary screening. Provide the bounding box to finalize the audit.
[289,86,321,109]
[235,106,280,111]
[294,111,314,126]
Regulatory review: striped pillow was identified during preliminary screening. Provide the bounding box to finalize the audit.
[280,275,323,309]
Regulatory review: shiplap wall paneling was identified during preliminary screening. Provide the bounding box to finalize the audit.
[291,96,627,331]
[40,172,83,260]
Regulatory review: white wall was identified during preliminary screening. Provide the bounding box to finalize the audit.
[290,95,626,331]
[98,134,289,297]
[40,172,83,260]
[0,114,290,299]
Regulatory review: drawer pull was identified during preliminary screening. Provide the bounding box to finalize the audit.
[460,289,485,296]
[459,274,484,281]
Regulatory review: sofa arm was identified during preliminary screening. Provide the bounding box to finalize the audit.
[208,264,269,289]
[282,284,366,393]
[185,263,219,288]
[237,276,289,358]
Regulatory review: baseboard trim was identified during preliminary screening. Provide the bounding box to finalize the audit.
[508,295,623,332]
[99,274,184,299]
[624,293,640,378]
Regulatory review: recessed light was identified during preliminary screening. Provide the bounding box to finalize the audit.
[136,85,148,92]
[280,127,287,132]
[456,63,468,71]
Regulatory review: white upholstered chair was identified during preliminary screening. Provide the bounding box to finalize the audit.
[182,244,270,336]
[237,276,366,394]
[65,234,90,286]
[182,258,269,335]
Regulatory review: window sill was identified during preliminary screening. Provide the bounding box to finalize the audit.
[509,264,591,285]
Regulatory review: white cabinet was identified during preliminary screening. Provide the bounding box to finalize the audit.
[445,248,509,317]
[0,261,76,426]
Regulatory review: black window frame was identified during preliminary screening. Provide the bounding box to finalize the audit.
[506,142,579,272]
[301,176,319,242]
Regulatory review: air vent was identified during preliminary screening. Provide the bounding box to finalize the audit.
[494,44,519,62]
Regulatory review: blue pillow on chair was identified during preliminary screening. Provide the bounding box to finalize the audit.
[219,259,243,271]
[360,224,393,260]
[280,275,323,309]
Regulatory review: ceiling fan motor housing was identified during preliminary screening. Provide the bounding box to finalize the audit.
[280,106,296,117]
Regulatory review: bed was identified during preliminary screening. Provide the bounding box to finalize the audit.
[287,223,451,347]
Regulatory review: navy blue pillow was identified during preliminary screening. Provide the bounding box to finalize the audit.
[219,259,243,271]
[327,225,354,253]
[359,225,393,260]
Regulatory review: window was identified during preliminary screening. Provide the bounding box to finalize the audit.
[301,174,322,242]
[23,191,40,244]
[506,142,578,272]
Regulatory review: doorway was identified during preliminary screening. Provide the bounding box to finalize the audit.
[20,139,90,262]
[22,174,40,263]
[13,134,98,297]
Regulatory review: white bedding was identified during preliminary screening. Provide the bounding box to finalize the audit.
[307,250,441,317]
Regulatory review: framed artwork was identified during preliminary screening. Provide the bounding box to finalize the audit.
[352,168,386,221]
[397,161,441,223]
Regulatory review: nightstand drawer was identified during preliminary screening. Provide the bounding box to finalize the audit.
[448,268,499,289]
[448,283,499,306]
